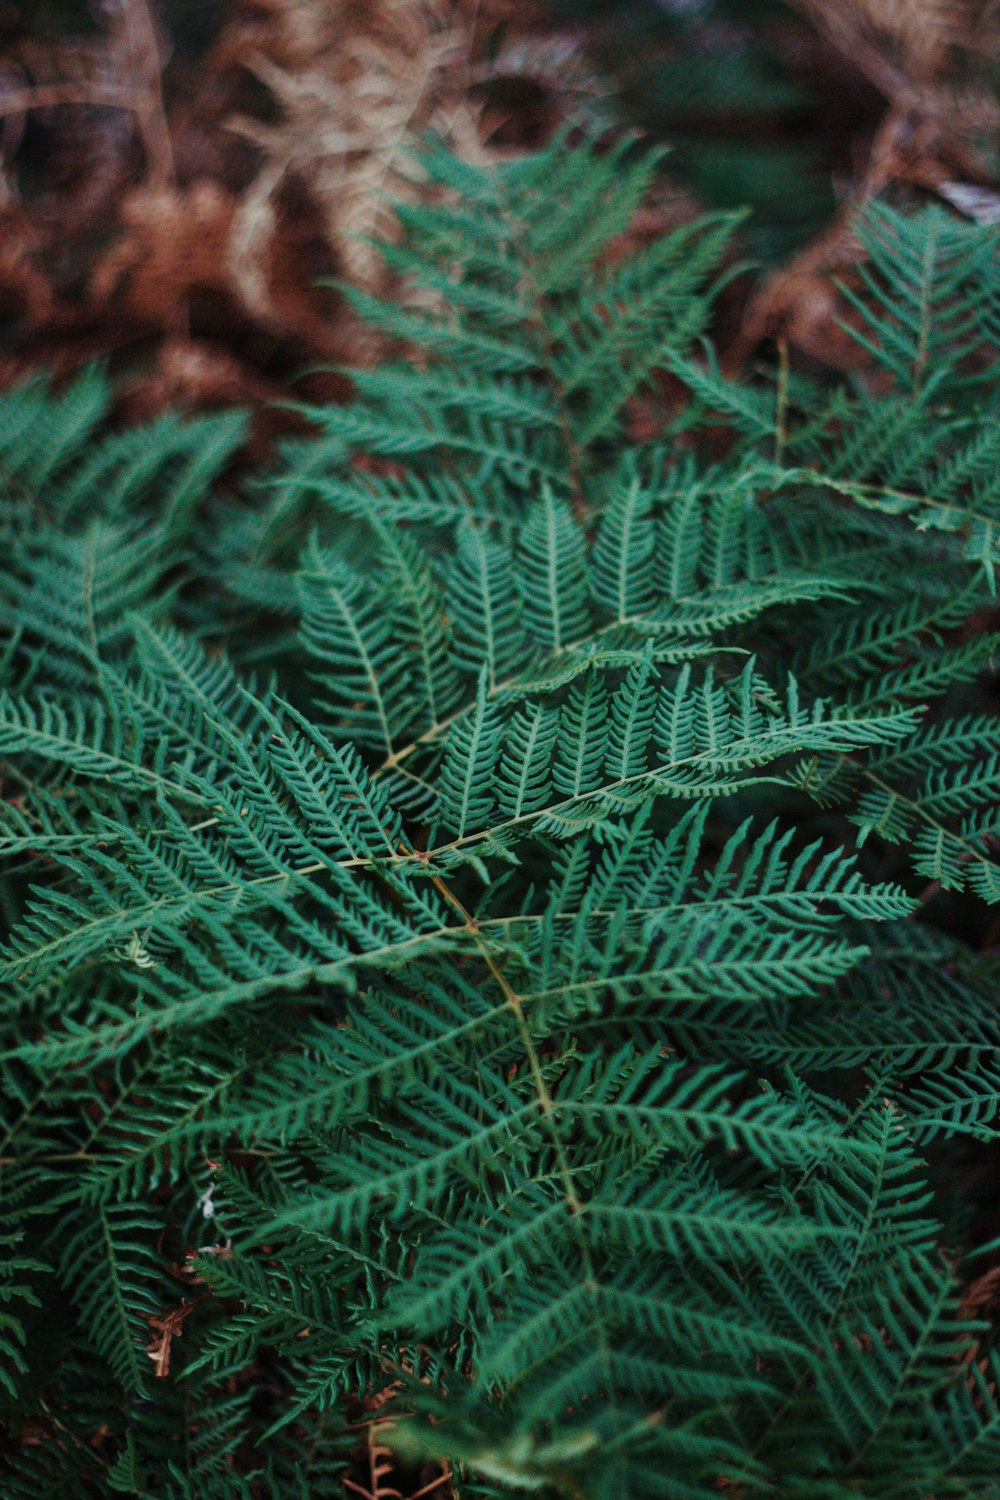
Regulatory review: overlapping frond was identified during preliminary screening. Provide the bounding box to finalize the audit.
[3,137,1000,1500]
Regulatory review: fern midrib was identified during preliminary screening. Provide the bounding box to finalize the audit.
[428,869,622,1421]
[859,766,1000,876]
[851,1273,955,1468]
[747,1095,897,1465]
[4,728,907,993]
[801,470,1000,545]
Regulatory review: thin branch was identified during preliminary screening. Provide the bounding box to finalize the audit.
[0,83,135,117]
[122,0,176,187]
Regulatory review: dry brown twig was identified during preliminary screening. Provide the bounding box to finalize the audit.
[728,0,1000,372]
[342,1420,452,1500]
[218,0,488,291]
[0,0,603,415]
[117,0,176,185]
[144,1297,204,1379]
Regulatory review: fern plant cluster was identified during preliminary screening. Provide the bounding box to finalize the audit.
[3,138,1000,1498]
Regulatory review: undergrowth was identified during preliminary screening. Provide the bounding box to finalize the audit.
[2,138,1000,1498]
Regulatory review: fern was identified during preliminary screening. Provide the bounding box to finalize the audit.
[3,138,1000,1499]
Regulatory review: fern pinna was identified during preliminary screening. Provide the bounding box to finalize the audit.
[2,139,1000,1499]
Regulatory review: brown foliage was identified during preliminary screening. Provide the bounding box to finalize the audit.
[730,0,1000,375]
[3,0,1000,426]
[0,0,599,440]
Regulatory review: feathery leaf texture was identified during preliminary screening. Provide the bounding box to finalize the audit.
[3,139,1000,1499]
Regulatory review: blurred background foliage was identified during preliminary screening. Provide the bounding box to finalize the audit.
[2,0,1000,437]
[553,0,1000,253]
[551,0,846,257]
[4,6,1000,1498]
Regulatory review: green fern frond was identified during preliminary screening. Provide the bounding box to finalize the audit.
[5,134,1000,1500]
